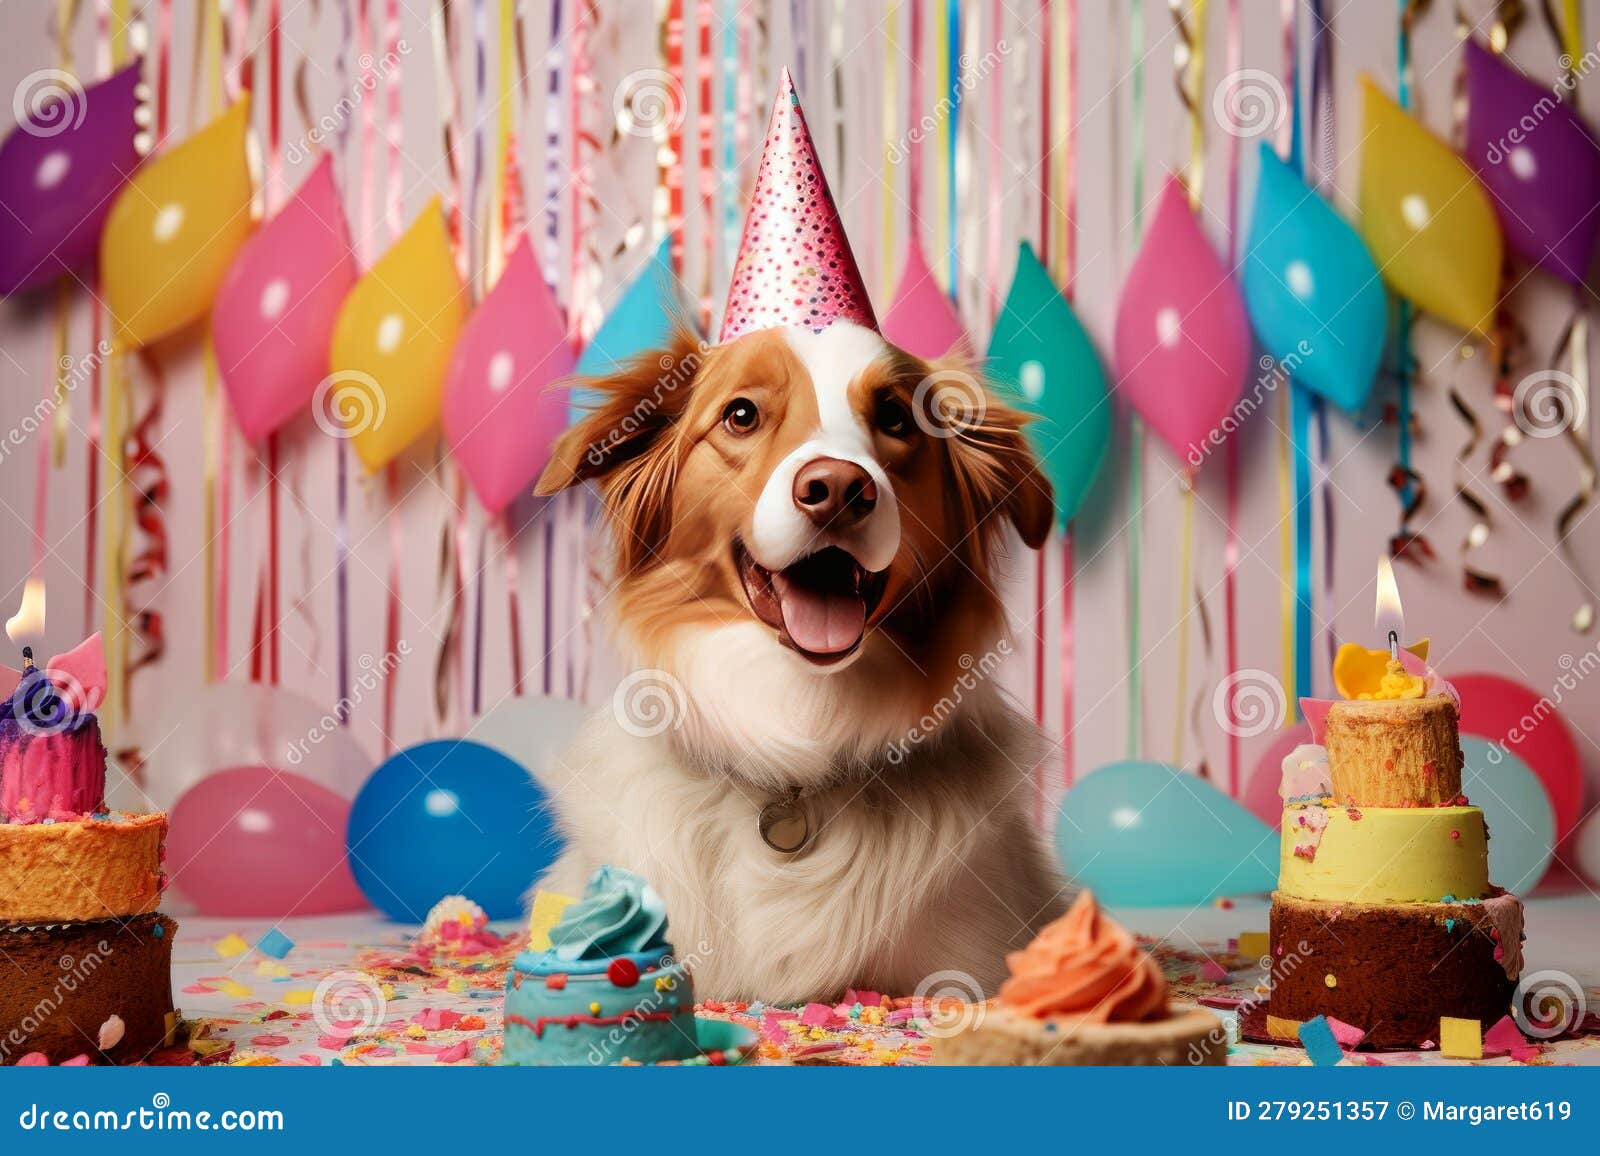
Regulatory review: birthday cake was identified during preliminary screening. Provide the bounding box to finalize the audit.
[502,866,700,1065]
[1,634,180,1065]
[934,892,1225,1066]
[1267,639,1524,1049]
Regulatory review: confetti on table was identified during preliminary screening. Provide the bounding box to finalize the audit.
[213,933,250,959]
[1297,1016,1344,1066]
[1440,1016,1484,1060]
[1236,932,1270,960]
[256,929,295,959]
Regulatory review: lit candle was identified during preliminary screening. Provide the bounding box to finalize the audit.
[1331,558,1429,701]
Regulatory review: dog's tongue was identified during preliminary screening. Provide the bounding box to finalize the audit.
[772,571,865,655]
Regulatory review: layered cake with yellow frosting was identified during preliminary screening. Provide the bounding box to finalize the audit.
[1267,643,1524,1049]
[1,634,180,1065]
[935,892,1225,1066]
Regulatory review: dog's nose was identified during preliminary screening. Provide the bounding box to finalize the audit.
[792,457,878,527]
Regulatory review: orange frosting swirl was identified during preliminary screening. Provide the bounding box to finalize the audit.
[999,891,1169,1022]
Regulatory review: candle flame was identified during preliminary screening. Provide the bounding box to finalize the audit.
[1374,555,1404,643]
[5,578,45,645]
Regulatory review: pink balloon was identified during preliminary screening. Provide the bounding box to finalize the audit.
[1114,177,1251,469]
[881,238,968,359]
[1242,722,1316,828]
[1449,673,1584,843]
[443,235,575,514]
[167,765,369,917]
[212,154,358,442]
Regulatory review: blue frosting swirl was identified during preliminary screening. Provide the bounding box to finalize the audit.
[547,866,671,962]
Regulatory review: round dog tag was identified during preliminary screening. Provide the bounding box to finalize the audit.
[758,796,812,854]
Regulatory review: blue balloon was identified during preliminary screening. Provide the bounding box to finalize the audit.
[1461,736,1556,892]
[1055,761,1278,906]
[569,237,694,423]
[1244,144,1388,412]
[346,740,564,922]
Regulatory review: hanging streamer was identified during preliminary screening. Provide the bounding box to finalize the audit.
[1124,0,1146,759]
[1220,0,1242,794]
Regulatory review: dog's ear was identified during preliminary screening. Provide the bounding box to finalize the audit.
[928,354,1055,551]
[536,327,705,572]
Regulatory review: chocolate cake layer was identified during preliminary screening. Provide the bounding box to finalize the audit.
[1,914,177,1065]
[1268,892,1517,1048]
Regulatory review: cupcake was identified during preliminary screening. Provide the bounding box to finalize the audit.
[934,891,1225,1065]
[502,866,700,1065]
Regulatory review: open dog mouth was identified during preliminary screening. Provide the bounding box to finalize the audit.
[735,541,889,664]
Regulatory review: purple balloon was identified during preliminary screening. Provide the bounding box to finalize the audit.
[1465,39,1600,285]
[0,61,144,296]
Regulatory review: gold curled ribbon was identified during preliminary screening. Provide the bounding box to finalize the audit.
[1447,380,1504,596]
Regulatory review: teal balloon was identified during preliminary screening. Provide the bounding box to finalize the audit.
[570,238,694,423]
[1244,144,1387,412]
[1055,761,1278,906]
[1461,736,1556,892]
[985,242,1110,525]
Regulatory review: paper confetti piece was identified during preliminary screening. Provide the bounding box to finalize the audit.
[1266,1014,1303,1041]
[255,960,291,978]
[1237,931,1270,960]
[1297,1016,1344,1066]
[216,980,254,999]
[1325,1017,1367,1048]
[213,933,251,958]
[283,990,316,1005]
[255,929,295,959]
[1439,1016,1484,1060]
[526,890,578,951]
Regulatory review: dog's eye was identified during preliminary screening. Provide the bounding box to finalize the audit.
[722,398,761,435]
[875,396,914,438]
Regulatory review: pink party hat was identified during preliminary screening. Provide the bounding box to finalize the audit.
[719,69,877,343]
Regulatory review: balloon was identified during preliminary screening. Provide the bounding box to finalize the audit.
[1114,177,1251,468]
[986,242,1111,525]
[1461,737,1556,892]
[570,238,691,423]
[327,197,466,471]
[465,694,588,779]
[1242,721,1317,828]
[212,154,358,442]
[101,99,255,347]
[0,61,144,295]
[443,236,575,513]
[1573,810,1600,887]
[1358,77,1502,336]
[1055,761,1279,906]
[1450,672,1583,843]
[167,765,368,916]
[881,238,967,359]
[346,740,563,921]
[1243,145,1387,412]
[139,681,374,811]
[1464,39,1600,285]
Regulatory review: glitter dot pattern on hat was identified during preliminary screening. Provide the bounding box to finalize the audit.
[718,68,878,343]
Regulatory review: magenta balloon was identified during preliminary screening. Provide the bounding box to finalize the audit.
[881,237,968,359]
[1114,177,1251,468]
[443,235,575,513]
[1465,39,1600,285]
[167,765,369,917]
[212,155,358,441]
[0,62,143,295]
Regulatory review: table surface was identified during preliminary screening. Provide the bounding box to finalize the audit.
[167,895,1600,1066]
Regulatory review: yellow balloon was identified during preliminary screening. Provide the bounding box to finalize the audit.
[101,99,255,347]
[1358,78,1502,337]
[328,198,465,471]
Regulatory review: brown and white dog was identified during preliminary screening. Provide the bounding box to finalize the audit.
[531,320,1067,1003]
